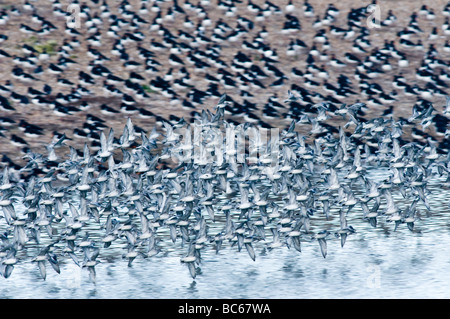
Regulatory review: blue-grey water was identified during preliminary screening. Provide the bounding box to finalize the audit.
[1,168,449,299]
[1,228,450,299]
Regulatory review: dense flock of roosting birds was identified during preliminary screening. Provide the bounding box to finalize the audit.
[0,0,449,281]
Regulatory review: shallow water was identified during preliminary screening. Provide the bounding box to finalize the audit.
[0,168,449,299]
[1,228,450,299]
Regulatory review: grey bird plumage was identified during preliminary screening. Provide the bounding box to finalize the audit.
[0,93,445,280]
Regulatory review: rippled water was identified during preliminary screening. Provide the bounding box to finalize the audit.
[1,169,449,299]
[2,229,450,299]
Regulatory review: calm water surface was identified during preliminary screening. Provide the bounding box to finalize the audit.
[1,230,450,299]
[1,169,449,299]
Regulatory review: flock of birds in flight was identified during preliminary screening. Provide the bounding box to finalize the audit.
[0,0,449,281]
